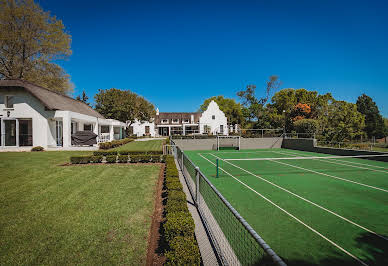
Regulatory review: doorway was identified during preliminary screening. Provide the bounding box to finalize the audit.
[2,119,17,146]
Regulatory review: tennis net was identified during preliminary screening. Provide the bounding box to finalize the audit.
[214,152,388,179]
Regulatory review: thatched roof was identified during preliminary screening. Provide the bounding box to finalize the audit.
[0,79,104,119]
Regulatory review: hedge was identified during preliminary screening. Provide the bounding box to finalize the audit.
[118,155,128,163]
[70,156,92,164]
[93,151,118,156]
[99,138,134,150]
[118,150,163,155]
[163,155,200,265]
[31,146,44,152]
[105,155,117,163]
[91,155,103,163]
[130,155,163,163]
[165,236,201,266]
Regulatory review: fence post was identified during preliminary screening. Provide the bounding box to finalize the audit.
[195,166,200,206]
[181,151,184,168]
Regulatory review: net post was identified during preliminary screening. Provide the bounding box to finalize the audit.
[216,159,219,178]
[238,136,241,150]
[195,166,200,206]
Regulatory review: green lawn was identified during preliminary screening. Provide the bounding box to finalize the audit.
[0,151,160,265]
[112,139,165,151]
[184,148,388,265]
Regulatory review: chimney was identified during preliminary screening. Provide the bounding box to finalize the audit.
[156,108,159,115]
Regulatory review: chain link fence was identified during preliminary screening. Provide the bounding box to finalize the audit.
[172,140,286,266]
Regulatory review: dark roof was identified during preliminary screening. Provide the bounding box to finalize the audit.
[156,112,201,124]
[0,79,105,119]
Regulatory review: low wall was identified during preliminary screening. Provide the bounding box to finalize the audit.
[282,138,388,162]
[172,137,283,151]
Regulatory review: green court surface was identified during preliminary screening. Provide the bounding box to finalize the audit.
[184,148,388,266]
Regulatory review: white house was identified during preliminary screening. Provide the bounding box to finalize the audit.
[0,79,126,149]
[131,100,229,136]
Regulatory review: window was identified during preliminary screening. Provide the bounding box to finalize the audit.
[71,122,78,134]
[203,125,211,133]
[212,115,215,120]
[84,124,93,131]
[183,119,189,123]
[5,95,14,108]
[220,125,224,134]
[172,119,179,124]
[145,126,150,134]
[19,119,33,146]
[100,125,110,133]
[161,119,168,124]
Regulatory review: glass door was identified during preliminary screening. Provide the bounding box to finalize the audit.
[4,119,17,146]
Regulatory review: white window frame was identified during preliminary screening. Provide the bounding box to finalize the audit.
[4,95,14,109]
[212,115,215,120]
[183,119,189,123]
[161,119,169,124]
[172,119,179,124]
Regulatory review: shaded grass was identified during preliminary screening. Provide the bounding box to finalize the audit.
[112,139,164,152]
[0,151,160,265]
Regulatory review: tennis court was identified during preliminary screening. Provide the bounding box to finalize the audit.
[184,148,388,265]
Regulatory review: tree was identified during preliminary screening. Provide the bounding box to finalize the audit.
[0,0,72,94]
[199,96,244,126]
[94,88,155,125]
[237,75,281,127]
[75,90,89,106]
[293,119,319,135]
[324,101,365,142]
[356,94,386,139]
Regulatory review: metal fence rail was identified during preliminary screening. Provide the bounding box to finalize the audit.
[171,140,286,266]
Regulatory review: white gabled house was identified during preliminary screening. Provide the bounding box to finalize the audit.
[130,100,229,137]
[0,79,126,149]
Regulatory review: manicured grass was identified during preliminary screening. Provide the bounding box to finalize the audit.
[113,139,165,151]
[185,148,388,265]
[0,151,160,265]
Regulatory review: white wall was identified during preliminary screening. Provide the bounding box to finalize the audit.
[130,120,155,137]
[0,88,126,149]
[199,100,228,135]
[0,88,54,147]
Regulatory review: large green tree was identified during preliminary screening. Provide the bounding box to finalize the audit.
[356,94,386,139]
[199,96,244,126]
[94,88,155,125]
[0,0,72,94]
[267,88,333,131]
[237,75,281,128]
[324,101,365,142]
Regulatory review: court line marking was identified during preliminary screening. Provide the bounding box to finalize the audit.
[207,153,388,241]
[265,151,388,193]
[276,150,388,174]
[198,153,369,266]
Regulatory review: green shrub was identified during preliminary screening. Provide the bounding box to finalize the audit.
[168,190,186,201]
[165,199,189,214]
[105,155,117,163]
[31,146,44,152]
[70,156,92,164]
[99,138,134,150]
[118,155,128,163]
[166,180,183,191]
[130,155,152,163]
[93,151,118,156]
[147,150,163,155]
[164,211,195,241]
[165,236,201,266]
[91,155,103,163]
[160,155,167,163]
[119,151,146,155]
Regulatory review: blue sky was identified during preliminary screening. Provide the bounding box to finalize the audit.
[39,0,388,116]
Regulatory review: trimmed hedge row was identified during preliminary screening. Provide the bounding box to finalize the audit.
[70,154,166,164]
[163,155,200,265]
[99,138,134,150]
[93,150,163,156]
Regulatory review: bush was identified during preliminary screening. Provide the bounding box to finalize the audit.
[164,211,195,241]
[105,155,117,163]
[118,155,128,163]
[166,180,183,191]
[147,150,163,155]
[91,155,103,163]
[165,199,189,214]
[70,156,92,164]
[168,190,186,201]
[293,119,319,135]
[119,150,147,155]
[99,138,134,150]
[130,155,154,163]
[31,146,44,152]
[93,151,118,156]
[165,236,201,266]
